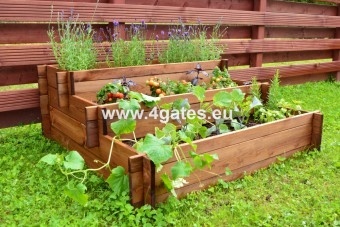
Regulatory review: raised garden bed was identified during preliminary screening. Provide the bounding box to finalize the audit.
[37,65,323,207]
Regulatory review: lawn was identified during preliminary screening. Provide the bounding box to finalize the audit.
[0,81,339,226]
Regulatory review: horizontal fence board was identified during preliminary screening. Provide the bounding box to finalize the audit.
[262,50,333,64]
[266,27,335,39]
[0,1,339,27]
[267,0,337,16]
[1,39,340,66]
[125,0,254,10]
[229,60,340,81]
[0,65,38,86]
[0,88,40,112]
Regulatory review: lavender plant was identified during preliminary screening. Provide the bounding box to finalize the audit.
[48,11,97,71]
[102,20,146,67]
[157,20,226,63]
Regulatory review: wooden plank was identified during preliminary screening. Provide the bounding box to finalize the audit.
[229,60,340,81]
[128,154,145,207]
[143,156,156,207]
[280,73,328,85]
[0,107,40,128]
[0,1,339,27]
[155,124,312,192]
[41,113,51,138]
[0,65,38,86]
[263,50,333,64]
[155,145,308,203]
[266,27,335,39]
[0,89,39,112]
[49,107,86,145]
[311,112,323,151]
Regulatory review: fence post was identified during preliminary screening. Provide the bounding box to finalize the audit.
[333,5,340,81]
[250,0,267,68]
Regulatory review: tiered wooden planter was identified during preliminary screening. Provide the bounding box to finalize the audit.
[37,60,323,207]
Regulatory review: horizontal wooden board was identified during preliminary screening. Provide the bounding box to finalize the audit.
[155,124,313,195]
[0,65,38,86]
[0,88,39,112]
[2,39,340,67]
[229,60,340,81]
[0,1,339,28]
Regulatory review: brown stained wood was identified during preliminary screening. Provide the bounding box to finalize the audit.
[49,107,86,145]
[46,66,59,88]
[126,0,253,10]
[311,112,323,151]
[143,156,155,207]
[39,95,49,115]
[128,154,145,207]
[1,1,339,28]
[280,73,328,85]
[260,82,270,103]
[267,0,337,16]
[58,84,69,108]
[0,89,40,112]
[86,106,98,121]
[263,50,333,64]
[37,65,48,95]
[164,112,315,163]
[229,61,340,81]
[154,124,313,191]
[155,145,307,204]
[0,107,41,128]
[70,60,221,82]
[0,65,38,86]
[85,120,99,148]
[41,114,51,138]
[98,135,138,170]
[50,126,111,178]
[266,27,335,39]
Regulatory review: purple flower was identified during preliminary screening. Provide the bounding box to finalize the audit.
[155,34,159,41]
[141,20,145,26]
[161,30,165,35]
[113,20,119,27]
[168,31,172,37]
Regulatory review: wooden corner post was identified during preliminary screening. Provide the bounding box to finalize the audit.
[311,112,323,151]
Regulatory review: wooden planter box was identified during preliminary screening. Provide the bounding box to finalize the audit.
[37,62,322,208]
[98,108,323,207]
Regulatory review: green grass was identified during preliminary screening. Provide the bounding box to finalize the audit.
[0,81,339,226]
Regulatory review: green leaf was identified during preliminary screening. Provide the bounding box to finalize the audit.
[160,102,173,110]
[106,166,129,195]
[40,154,57,165]
[231,119,246,131]
[161,173,173,191]
[63,151,85,170]
[111,118,136,137]
[225,167,232,176]
[213,91,232,108]
[136,134,173,169]
[218,179,229,189]
[218,123,230,134]
[141,93,160,108]
[128,91,143,102]
[230,89,245,103]
[64,182,88,206]
[178,130,197,151]
[192,86,206,103]
[118,99,140,112]
[172,98,190,111]
[198,126,208,138]
[171,161,193,180]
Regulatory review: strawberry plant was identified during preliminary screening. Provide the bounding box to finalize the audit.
[96,77,136,104]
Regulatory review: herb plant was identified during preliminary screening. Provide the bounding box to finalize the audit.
[209,66,237,89]
[48,11,97,71]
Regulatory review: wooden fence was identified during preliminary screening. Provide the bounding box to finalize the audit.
[0,0,339,128]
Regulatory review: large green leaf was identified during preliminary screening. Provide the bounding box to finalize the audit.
[63,151,85,170]
[141,94,160,108]
[136,134,173,169]
[171,161,193,180]
[106,166,129,195]
[64,182,88,206]
[118,99,140,112]
[110,118,136,137]
[192,86,206,103]
[230,89,245,103]
[40,154,57,165]
[213,91,232,108]
[128,91,143,102]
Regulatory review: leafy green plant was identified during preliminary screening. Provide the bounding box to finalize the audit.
[267,70,281,110]
[157,20,226,63]
[209,66,237,89]
[48,11,97,70]
[104,20,146,67]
